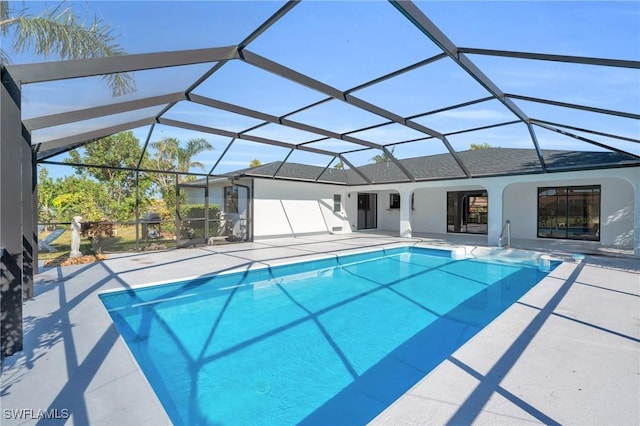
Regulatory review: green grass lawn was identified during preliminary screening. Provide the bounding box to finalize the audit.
[38,224,176,260]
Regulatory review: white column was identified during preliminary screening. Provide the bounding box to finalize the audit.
[486,182,507,247]
[399,189,412,238]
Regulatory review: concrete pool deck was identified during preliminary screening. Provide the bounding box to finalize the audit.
[1,233,638,425]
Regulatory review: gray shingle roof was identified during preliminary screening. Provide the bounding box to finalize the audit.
[228,148,639,185]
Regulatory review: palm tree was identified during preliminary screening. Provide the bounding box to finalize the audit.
[0,1,135,96]
[150,137,213,180]
[148,136,212,187]
[146,136,213,212]
[177,138,214,179]
[249,159,262,168]
[370,146,395,163]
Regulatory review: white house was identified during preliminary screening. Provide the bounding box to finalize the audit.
[185,148,640,255]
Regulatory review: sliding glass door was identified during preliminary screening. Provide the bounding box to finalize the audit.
[447,191,488,234]
[538,185,600,241]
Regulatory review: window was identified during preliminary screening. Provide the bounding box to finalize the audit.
[224,186,239,213]
[538,185,600,241]
[447,190,488,234]
[389,193,400,209]
[333,194,341,212]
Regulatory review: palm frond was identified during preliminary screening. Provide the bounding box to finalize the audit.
[0,48,10,66]
[0,0,10,24]
[4,4,135,96]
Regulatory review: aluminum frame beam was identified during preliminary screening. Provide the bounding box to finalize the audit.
[339,154,372,184]
[188,93,387,150]
[241,50,444,179]
[458,48,640,69]
[3,1,635,187]
[35,117,156,158]
[407,96,496,120]
[346,52,448,94]
[24,92,185,131]
[7,46,240,84]
[532,121,640,159]
[41,159,218,178]
[507,94,640,120]
[389,0,547,172]
[444,120,522,137]
[341,96,496,138]
[229,53,448,151]
[272,149,295,178]
[238,1,300,49]
[188,93,416,181]
[158,117,340,158]
[314,157,341,183]
[136,123,156,170]
[529,119,640,144]
[208,138,236,175]
[176,0,298,125]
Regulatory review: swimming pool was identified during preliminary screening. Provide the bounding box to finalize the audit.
[100,246,555,425]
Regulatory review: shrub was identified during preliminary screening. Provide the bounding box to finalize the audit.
[178,204,221,239]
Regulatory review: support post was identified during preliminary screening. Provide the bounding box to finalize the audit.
[135,170,140,251]
[486,183,506,247]
[21,135,36,299]
[1,67,26,357]
[634,180,640,257]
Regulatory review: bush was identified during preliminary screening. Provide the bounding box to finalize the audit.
[81,220,115,253]
[178,204,221,239]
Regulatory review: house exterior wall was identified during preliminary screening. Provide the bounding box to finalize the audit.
[252,179,350,239]
[184,184,224,210]
[347,167,638,251]
[377,190,400,232]
[503,176,635,247]
[410,185,487,234]
[184,166,638,253]
[410,188,443,234]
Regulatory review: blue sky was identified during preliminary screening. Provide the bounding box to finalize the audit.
[5,1,640,178]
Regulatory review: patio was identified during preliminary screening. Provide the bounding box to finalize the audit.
[1,233,638,425]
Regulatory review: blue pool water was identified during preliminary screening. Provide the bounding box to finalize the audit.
[100,246,554,425]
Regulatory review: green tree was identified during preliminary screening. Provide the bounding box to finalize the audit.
[66,131,151,221]
[334,160,344,170]
[37,166,57,226]
[470,143,494,150]
[249,159,262,168]
[370,146,395,163]
[179,138,213,178]
[50,175,107,222]
[0,1,134,96]
[37,167,114,224]
[146,136,213,210]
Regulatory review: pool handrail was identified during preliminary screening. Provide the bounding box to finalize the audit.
[498,220,511,249]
